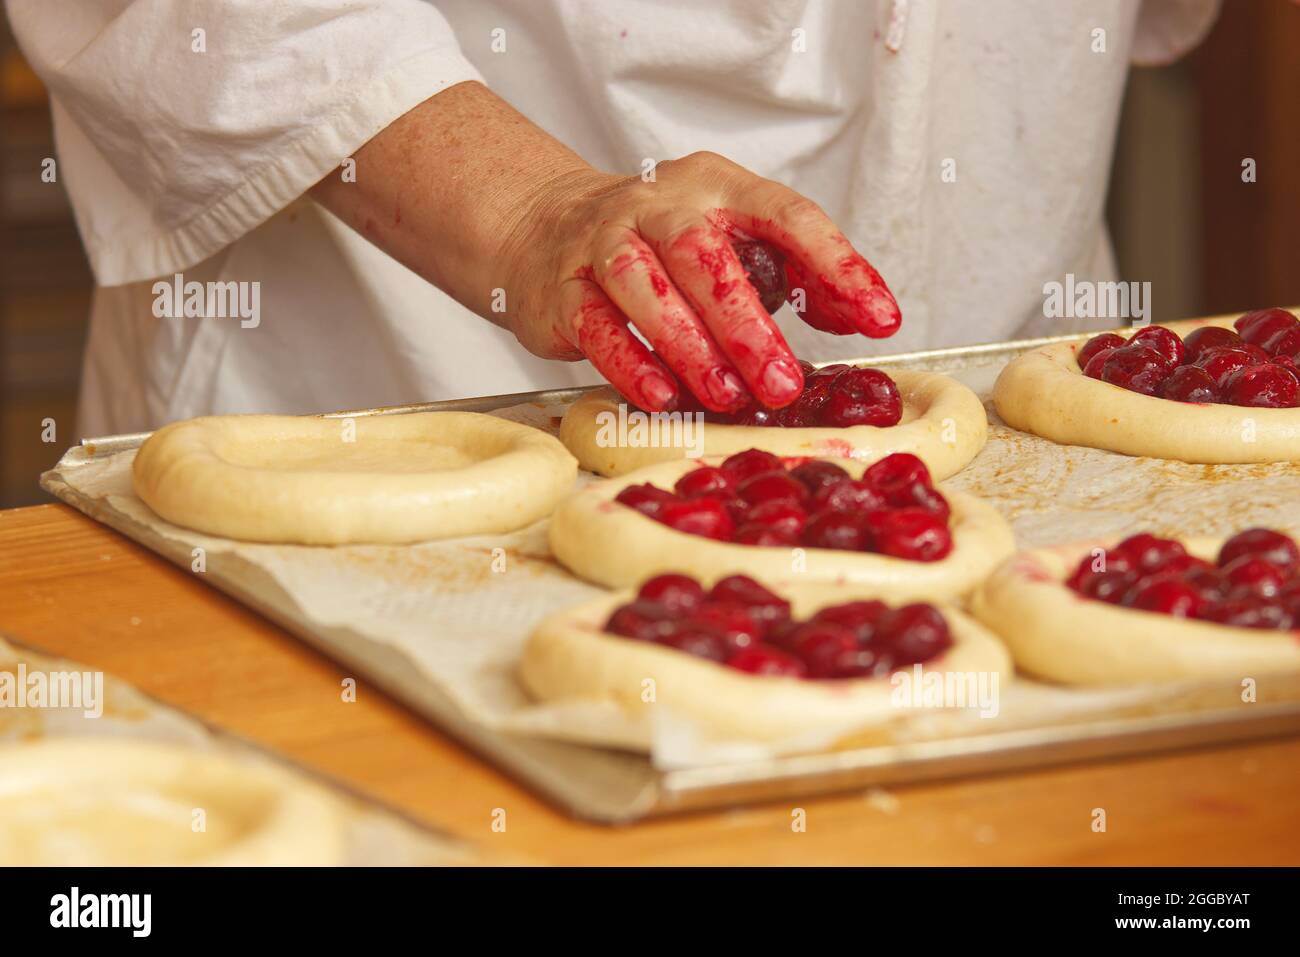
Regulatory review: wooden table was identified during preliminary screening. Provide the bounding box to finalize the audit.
[2,502,1297,865]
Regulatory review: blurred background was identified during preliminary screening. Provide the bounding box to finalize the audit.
[2,2,1298,507]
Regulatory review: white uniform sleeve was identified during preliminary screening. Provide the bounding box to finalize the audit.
[1132,0,1222,66]
[7,0,483,285]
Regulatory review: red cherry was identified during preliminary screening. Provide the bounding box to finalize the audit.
[682,602,765,655]
[605,600,678,640]
[822,368,902,427]
[1222,364,1299,408]
[1264,326,1300,362]
[1128,326,1184,369]
[656,496,735,540]
[865,508,954,562]
[743,500,808,538]
[1194,348,1260,389]
[1182,564,1228,602]
[810,477,886,514]
[1077,333,1126,370]
[636,574,706,614]
[788,621,864,678]
[801,510,872,551]
[1100,345,1170,396]
[1219,556,1285,599]
[1199,598,1294,631]
[1274,356,1300,389]
[1069,566,1137,604]
[810,600,889,642]
[1235,307,1298,347]
[1279,579,1300,619]
[1159,365,1219,403]
[732,240,789,314]
[1113,533,1187,573]
[674,466,732,499]
[875,603,953,665]
[865,452,933,490]
[733,523,798,546]
[1082,347,1119,379]
[657,624,729,662]
[708,575,792,624]
[720,448,784,483]
[1182,326,1244,364]
[615,483,676,518]
[788,368,845,422]
[735,469,810,507]
[1217,528,1300,573]
[1122,575,1206,618]
[727,644,808,678]
[789,459,851,494]
[722,404,775,426]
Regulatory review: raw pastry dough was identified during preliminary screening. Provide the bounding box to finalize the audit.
[133,411,578,545]
[548,457,1015,601]
[993,316,1300,463]
[519,585,1012,745]
[0,738,344,865]
[971,537,1300,684]
[560,369,988,478]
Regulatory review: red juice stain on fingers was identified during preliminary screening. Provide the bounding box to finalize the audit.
[573,265,596,281]
[650,272,670,298]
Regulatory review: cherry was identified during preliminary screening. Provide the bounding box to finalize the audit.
[810,477,886,513]
[727,644,808,678]
[736,469,809,507]
[865,451,933,491]
[733,523,798,546]
[789,459,851,494]
[787,368,846,421]
[1182,326,1243,364]
[683,602,765,655]
[811,599,889,642]
[674,466,732,499]
[1112,533,1187,574]
[1199,598,1294,631]
[1122,575,1206,618]
[606,600,678,641]
[1077,333,1126,370]
[1264,325,1300,362]
[1219,556,1285,599]
[1082,347,1120,379]
[875,603,953,665]
[637,573,706,614]
[1275,356,1300,389]
[725,405,776,426]
[788,621,863,678]
[1128,326,1183,369]
[1100,345,1169,396]
[865,507,954,562]
[720,448,783,483]
[823,368,902,427]
[1235,307,1298,348]
[743,500,808,538]
[615,483,677,518]
[1071,568,1137,604]
[657,497,735,540]
[1222,364,1299,408]
[733,240,789,315]
[801,510,872,551]
[658,624,729,662]
[1159,365,1218,403]
[1280,579,1300,619]
[1195,348,1259,389]
[1218,528,1300,573]
[1182,564,1227,602]
[709,574,792,624]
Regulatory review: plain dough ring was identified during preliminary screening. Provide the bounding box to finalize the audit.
[993,315,1300,463]
[0,738,344,865]
[133,411,578,545]
[560,368,988,478]
[970,536,1300,685]
[519,585,1012,745]
[548,456,1015,601]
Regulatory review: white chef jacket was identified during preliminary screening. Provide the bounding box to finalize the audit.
[8,0,1219,437]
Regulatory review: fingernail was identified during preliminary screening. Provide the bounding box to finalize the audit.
[759,356,804,405]
[863,287,902,337]
[704,366,750,411]
[639,373,678,411]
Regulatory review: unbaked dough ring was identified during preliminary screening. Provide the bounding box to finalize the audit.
[519,585,1012,745]
[993,315,1300,463]
[548,457,1015,601]
[0,738,344,865]
[970,537,1300,685]
[560,369,988,478]
[132,411,578,545]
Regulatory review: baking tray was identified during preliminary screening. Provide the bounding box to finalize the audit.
[40,324,1300,822]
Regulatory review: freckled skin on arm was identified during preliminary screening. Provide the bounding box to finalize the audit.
[311,81,901,412]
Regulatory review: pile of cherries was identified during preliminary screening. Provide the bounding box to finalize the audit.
[1067,528,1300,630]
[604,572,953,679]
[1078,307,1300,408]
[614,449,954,561]
[695,361,903,428]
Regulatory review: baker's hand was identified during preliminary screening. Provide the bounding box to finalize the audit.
[502,152,901,413]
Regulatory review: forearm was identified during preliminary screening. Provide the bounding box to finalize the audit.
[310,81,596,318]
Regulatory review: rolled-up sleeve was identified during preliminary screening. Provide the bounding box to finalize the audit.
[8,0,483,285]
